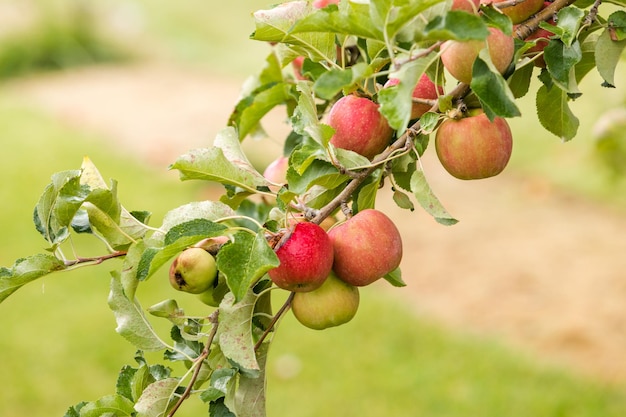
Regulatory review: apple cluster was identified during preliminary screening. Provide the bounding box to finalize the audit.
[267,209,402,330]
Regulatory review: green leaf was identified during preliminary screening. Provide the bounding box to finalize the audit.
[216,232,278,303]
[354,169,383,212]
[147,299,185,326]
[536,84,579,141]
[595,28,626,87]
[423,10,489,41]
[410,169,458,225]
[33,169,88,247]
[384,266,406,287]
[134,378,180,417]
[391,152,417,191]
[507,61,534,99]
[555,6,585,47]
[313,63,372,100]
[229,83,292,140]
[608,10,626,40]
[108,272,167,351]
[287,159,349,194]
[393,190,415,211]
[156,201,235,243]
[217,291,262,372]
[291,82,335,145]
[378,54,439,132]
[290,1,383,41]
[0,254,66,303]
[171,128,270,193]
[471,50,521,120]
[544,39,582,94]
[201,368,238,403]
[164,219,227,246]
[371,0,446,42]
[252,1,336,60]
[78,394,135,417]
[229,343,268,417]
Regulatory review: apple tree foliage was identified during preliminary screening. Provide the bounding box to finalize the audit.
[1,0,626,416]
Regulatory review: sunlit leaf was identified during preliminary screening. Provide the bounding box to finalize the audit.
[0,254,66,303]
[78,394,135,417]
[134,378,180,417]
[410,169,458,225]
[108,272,167,351]
[216,232,279,303]
[218,291,261,372]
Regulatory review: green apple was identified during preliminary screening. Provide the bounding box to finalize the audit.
[268,222,334,292]
[328,209,403,287]
[197,273,230,307]
[291,271,359,330]
[169,247,218,294]
[435,110,513,180]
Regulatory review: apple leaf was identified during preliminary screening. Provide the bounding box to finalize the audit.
[155,201,235,244]
[313,62,372,100]
[291,81,335,145]
[536,84,580,141]
[134,378,180,417]
[286,159,349,194]
[108,272,167,351]
[33,169,88,248]
[77,394,135,417]
[545,39,582,95]
[291,1,383,41]
[423,11,489,41]
[147,299,185,326]
[216,231,278,303]
[393,190,415,211]
[384,266,406,287]
[228,343,268,417]
[218,291,262,372]
[410,169,458,225]
[595,28,626,87]
[370,0,445,42]
[170,130,270,194]
[507,62,533,99]
[378,54,439,132]
[252,1,336,61]
[554,6,585,47]
[471,50,521,120]
[0,254,66,303]
[354,168,384,212]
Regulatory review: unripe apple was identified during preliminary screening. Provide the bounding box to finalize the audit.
[263,156,289,191]
[384,74,444,119]
[291,271,360,330]
[268,222,334,292]
[451,0,480,13]
[481,0,544,24]
[197,274,230,307]
[328,209,403,287]
[328,95,394,159]
[440,27,514,84]
[313,0,339,8]
[169,247,218,294]
[435,110,513,180]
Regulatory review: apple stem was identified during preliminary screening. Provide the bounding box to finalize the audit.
[64,250,127,267]
[254,292,295,351]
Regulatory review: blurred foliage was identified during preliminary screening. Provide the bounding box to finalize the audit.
[0,2,131,80]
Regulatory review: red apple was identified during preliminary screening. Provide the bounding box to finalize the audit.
[435,110,513,180]
[268,222,334,292]
[451,0,480,13]
[313,0,339,8]
[263,156,289,191]
[292,56,307,80]
[328,95,394,159]
[385,74,444,119]
[328,209,403,287]
[291,271,360,330]
[481,0,544,24]
[440,27,514,84]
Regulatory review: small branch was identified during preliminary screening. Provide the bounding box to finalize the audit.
[63,250,127,267]
[515,0,578,40]
[254,292,294,351]
[583,0,602,28]
[168,310,220,417]
[492,0,528,10]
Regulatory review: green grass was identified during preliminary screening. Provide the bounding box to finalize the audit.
[1,98,626,417]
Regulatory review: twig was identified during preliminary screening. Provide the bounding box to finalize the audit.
[515,0,578,40]
[254,292,295,351]
[168,310,220,417]
[63,250,127,267]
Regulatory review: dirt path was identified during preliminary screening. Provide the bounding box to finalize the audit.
[11,64,626,384]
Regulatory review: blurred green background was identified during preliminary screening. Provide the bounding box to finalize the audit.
[2,1,626,416]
